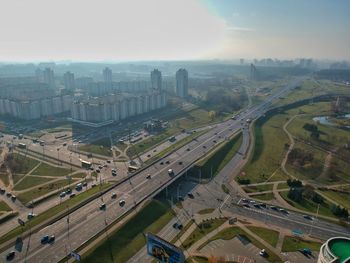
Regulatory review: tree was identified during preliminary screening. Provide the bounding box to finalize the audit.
[208,110,216,121]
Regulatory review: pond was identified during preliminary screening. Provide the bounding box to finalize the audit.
[313,114,350,128]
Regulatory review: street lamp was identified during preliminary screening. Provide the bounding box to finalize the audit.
[57,148,60,166]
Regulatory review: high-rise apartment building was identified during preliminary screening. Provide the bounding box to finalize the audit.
[103,67,112,83]
[43,68,55,88]
[151,69,162,91]
[175,68,188,98]
[63,71,75,90]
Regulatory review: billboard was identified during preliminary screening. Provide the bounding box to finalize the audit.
[146,233,185,263]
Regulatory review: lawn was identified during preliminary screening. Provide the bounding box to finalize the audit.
[0,201,12,212]
[240,113,290,183]
[188,133,242,180]
[79,137,112,157]
[0,173,9,186]
[252,192,275,201]
[279,191,336,218]
[285,141,328,181]
[13,175,54,191]
[246,226,279,247]
[319,190,350,210]
[81,199,174,263]
[281,236,322,252]
[197,208,215,215]
[243,183,274,193]
[17,178,78,204]
[0,183,111,245]
[182,218,227,249]
[6,153,40,181]
[277,182,289,189]
[32,162,71,177]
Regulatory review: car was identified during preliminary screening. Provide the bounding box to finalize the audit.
[259,249,267,257]
[69,193,76,198]
[82,182,88,187]
[146,174,151,179]
[96,169,100,173]
[178,161,183,165]
[27,212,36,219]
[213,140,217,143]
[172,222,179,229]
[107,160,111,163]
[270,206,279,211]
[112,171,117,176]
[280,209,289,214]
[66,188,72,194]
[187,193,194,199]
[0,188,5,194]
[6,192,11,198]
[111,193,117,199]
[165,160,170,164]
[91,183,97,187]
[177,224,183,230]
[89,167,94,171]
[147,154,151,157]
[98,165,103,170]
[186,148,190,151]
[48,235,55,243]
[119,200,126,207]
[6,251,15,261]
[168,169,174,175]
[202,145,206,149]
[41,235,49,244]
[160,161,164,165]
[99,203,106,210]
[243,204,250,208]
[253,204,261,209]
[303,215,313,220]
[59,192,66,198]
[11,195,17,201]
[259,203,267,208]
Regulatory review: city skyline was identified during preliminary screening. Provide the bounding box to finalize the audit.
[0,0,349,62]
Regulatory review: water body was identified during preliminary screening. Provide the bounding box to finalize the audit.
[313,114,350,128]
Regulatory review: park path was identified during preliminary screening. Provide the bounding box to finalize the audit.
[316,151,332,182]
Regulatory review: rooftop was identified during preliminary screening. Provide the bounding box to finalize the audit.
[328,238,350,263]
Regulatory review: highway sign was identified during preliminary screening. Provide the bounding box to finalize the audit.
[146,233,185,263]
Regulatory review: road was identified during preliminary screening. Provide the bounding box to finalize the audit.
[0,78,303,262]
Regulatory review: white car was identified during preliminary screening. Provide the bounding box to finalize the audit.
[168,169,174,175]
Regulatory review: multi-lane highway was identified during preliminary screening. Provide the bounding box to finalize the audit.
[0,78,304,262]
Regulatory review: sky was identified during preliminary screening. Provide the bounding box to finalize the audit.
[0,0,349,62]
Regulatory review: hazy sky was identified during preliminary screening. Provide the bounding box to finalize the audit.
[0,0,349,62]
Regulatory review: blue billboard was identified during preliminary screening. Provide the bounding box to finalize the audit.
[146,233,185,263]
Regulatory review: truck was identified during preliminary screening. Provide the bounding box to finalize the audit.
[18,143,26,149]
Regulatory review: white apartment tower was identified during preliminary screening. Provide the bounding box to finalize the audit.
[43,68,55,89]
[151,69,162,91]
[175,68,188,98]
[63,71,75,90]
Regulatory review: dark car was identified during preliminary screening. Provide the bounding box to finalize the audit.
[99,203,106,210]
[69,193,76,198]
[165,160,170,164]
[48,235,55,243]
[303,215,313,220]
[187,193,194,199]
[41,235,49,244]
[186,148,190,151]
[178,161,183,165]
[202,145,206,149]
[6,251,15,261]
[160,161,164,165]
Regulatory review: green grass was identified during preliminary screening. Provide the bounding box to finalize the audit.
[0,183,111,245]
[7,153,40,181]
[79,137,112,157]
[252,192,275,201]
[277,182,289,189]
[182,218,227,249]
[17,178,78,204]
[241,113,290,183]
[81,199,174,263]
[319,190,350,210]
[281,236,322,252]
[246,226,279,247]
[189,133,242,180]
[0,173,9,186]
[197,208,215,215]
[32,163,71,177]
[243,184,274,193]
[280,191,336,218]
[72,172,87,178]
[13,175,54,191]
[0,201,12,212]
[201,226,282,263]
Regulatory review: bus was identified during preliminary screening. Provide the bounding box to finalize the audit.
[128,165,138,172]
[80,159,92,169]
[18,143,26,149]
